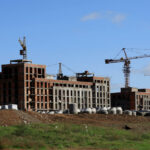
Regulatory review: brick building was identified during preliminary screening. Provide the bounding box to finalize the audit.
[0,59,111,111]
[111,87,150,110]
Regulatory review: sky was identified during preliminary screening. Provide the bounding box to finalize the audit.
[0,0,150,92]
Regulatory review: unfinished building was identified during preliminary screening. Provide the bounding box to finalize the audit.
[0,38,111,111]
[111,87,150,111]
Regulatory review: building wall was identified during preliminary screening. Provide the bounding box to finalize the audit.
[52,86,92,110]
[24,63,46,111]
[111,88,150,111]
[93,79,110,108]
[33,79,93,111]
[135,93,150,110]
[0,63,25,109]
[111,93,132,110]
[31,77,110,111]
[0,62,111,111]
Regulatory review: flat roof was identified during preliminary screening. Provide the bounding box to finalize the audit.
[2,63,46,68]
[35,78,93,86]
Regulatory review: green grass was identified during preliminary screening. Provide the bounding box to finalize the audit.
[0,123,150,150]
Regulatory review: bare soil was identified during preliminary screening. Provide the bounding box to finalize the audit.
[1,110,150,132]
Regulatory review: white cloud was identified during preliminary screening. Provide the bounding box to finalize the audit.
[132,64,150,75]
[81,12,101,22]
[112,14,126,24]
[144,65,150,75]
[81,11,126,24]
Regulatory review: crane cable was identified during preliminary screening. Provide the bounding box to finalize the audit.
[46,63,76,74]
[113,49,122,59]
[126,48,150,56]
[127,48,150,51]
[113,48,150,59]
[61,63,76,74]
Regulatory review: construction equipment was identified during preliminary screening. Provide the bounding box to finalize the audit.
[76,70,94,78]
[105,48,150,88]
[18,36,27,60]
[57,62,63,79]
[10,37,32,64]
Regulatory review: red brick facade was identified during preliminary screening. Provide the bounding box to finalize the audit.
[0,61,111,111]
[111,88,150,110]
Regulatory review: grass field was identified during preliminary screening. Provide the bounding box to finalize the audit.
[0,123,150,150]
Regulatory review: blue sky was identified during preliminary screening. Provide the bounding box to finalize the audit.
[0,0,150,92]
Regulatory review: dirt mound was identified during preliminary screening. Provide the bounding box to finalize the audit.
[0,110,41,126]
[1,110,150,131]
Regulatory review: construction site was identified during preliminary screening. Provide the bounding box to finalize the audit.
[0,37,111,112]
[0,38,150,115]
[0,38,150,149]
[1,1,150,149]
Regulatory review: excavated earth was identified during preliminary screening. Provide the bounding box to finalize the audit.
[1,110,150,132]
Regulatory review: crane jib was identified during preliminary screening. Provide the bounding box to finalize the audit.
[105,54,150,64]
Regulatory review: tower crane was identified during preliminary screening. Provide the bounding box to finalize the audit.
[105,48,150,88]
[18,36,27,60]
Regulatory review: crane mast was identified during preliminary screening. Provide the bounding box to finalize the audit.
[18,36,27,60]
[105,48,150,88]
[122,48,130,88]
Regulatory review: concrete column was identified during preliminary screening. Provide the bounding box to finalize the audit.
[53,87,55,110]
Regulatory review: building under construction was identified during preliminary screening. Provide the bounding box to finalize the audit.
[0,38,111,111]
[111,87,150,111]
